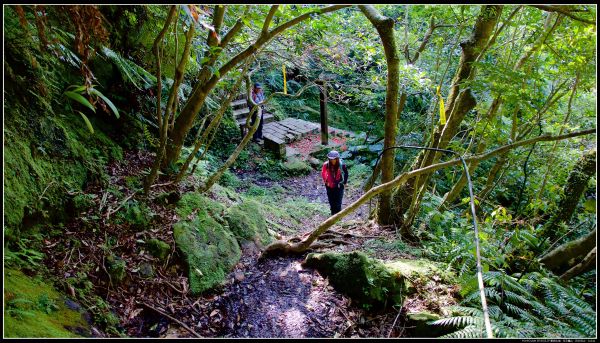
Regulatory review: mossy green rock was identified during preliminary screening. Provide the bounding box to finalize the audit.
[4,269,91,338]
[225,200,272,247]
[282,157,312,176]
[176,193,226,222]
[173,193,241,295]
[105,255,126,284]
[146,238,170,261]
[120,201,154,230]
[406,311,453,337]
[138,262,154,279]
[303,251,404,310]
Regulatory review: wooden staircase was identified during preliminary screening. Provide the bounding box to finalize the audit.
[231,94,275,136]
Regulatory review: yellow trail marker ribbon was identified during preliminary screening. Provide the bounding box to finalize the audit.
[437,86,446,125]
[282,64,287,95]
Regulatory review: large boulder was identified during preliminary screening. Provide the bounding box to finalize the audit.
[303,251,404,310]
[303,252,454,311]
[173,193,241,295]
[225,200,273,247]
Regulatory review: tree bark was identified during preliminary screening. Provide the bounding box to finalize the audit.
[391,5,502,230]
[163,5,348,167]
[560,247,596,281]
[262,128,594,255]
[359,5,401,225]
[539,228,596,275]
[539,148,596,242]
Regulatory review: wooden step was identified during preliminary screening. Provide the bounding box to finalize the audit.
[236,113,275,127]
[231,99,247,109]
[232,107,250,119]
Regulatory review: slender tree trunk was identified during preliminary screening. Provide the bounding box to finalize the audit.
[262,128,594,254]
[163,5,348,167]
[539,148,596,242]
[390,5,502,230]
[539,228,596,275]
[359,5,401,225]
[143,6,177,194]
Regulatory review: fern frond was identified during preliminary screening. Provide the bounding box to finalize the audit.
[441,325,484,338]
[431,316,483,328]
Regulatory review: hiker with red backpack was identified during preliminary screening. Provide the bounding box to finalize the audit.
[321,150,349,215]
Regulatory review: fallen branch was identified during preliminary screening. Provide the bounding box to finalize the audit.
[262,128,595,256]
[140,302,202,338]
[105,189,140,220]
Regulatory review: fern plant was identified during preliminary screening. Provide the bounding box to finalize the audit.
[431,271,596,338]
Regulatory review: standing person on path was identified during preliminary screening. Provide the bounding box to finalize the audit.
[321,150,349,215]
[249,82,265,143]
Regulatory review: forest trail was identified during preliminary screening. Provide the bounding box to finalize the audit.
[163,167,390,338]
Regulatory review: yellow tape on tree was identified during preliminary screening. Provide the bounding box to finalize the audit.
[437,86,446,125]
[282,64,287,95]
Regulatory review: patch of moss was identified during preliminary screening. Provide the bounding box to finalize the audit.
[116,200,154,230]
[173,214,241,295]
[176,193,226,223]
[146,238,170,262]
[384,259,456,286]
[225,199,273,246]
[303,251,404,310]
[3,110,122,238]
[281,157,312,176]
[105,255,127,284]
[4,269,91,338]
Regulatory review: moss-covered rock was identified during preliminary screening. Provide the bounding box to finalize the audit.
[105,255,126,284]
[4,269,91,338]
[303,251,405,310]
[281,157,313,176]
[176,193,226,223]
[116,201,154,230]
[405,311,449,337]
[138,262,154,279]
[384,258,455,291]
[173,216,241,295]
[173,193,241,295]
[146,238,170,262]
[225,200,273,247]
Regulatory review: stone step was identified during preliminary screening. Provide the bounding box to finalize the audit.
[236,113,275,127]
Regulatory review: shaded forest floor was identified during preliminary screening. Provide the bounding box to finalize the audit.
[39,137,456,338]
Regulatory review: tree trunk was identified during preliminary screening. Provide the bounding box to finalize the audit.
[262,128,594,255]
[560,247,596,281]
[440,13,562,207]
[539,228,596,275]
[539,148,596,242]
[359,5,401,226]
[163,5,348,168]
[391,5,502,230]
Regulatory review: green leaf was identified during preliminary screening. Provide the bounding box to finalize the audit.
[89,88,120,118]
[583,198,596,212]
[64,91,95,113]
[66,85,87,93]
[78,111,94,134]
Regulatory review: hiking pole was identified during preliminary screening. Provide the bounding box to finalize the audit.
[372,145,493,338]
